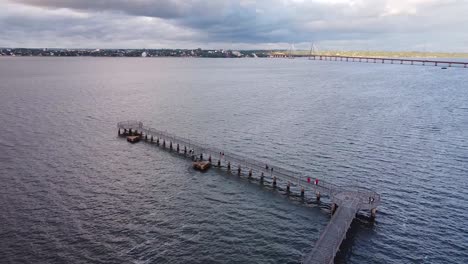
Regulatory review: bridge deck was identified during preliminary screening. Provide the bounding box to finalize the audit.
[307,54,468,68]
[117,121,380,263]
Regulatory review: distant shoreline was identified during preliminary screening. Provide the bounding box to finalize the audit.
[1,48,467,59]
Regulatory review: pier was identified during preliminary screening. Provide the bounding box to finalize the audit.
[308,54,468,68]
[117,120,381,264]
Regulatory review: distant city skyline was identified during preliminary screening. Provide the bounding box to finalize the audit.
[1,0,467,52]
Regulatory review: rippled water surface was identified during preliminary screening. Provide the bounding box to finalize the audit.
[1,57,467,263]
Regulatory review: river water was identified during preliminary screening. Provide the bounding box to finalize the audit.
[0,57,467,263]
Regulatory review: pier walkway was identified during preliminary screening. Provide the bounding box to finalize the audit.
[117,120,381,264]
[307,54,468,68]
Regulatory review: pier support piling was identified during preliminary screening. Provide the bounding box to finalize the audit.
[170,142,173,151]
[217,159,221,167]
[227,162,231,172]
[177,144,179,152]
[237,165,241,176]
[273,176,277,188]
[248,169,252,178]
[301,187,305,198]
[260,172,264,184]
[286,182,290,194]
[371,208,377,220]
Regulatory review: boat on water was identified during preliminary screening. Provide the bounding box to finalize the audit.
[193,161,211,171]
[127,135,140,143]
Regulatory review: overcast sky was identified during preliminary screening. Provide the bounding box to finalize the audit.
[1,0,467,51]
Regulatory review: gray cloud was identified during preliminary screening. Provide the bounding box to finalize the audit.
[1,0,468,51]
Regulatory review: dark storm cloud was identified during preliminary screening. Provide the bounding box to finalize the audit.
[2,0,468,50]
[13,0,221,19]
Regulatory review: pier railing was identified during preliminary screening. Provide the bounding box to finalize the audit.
[117,121,380,209]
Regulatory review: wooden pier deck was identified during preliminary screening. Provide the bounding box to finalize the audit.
[117,120,381,264]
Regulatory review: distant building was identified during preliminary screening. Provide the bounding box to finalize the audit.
[270,52,287,58]
[232,51,242,57]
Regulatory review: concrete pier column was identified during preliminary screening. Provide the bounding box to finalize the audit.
[237,165,241,176]
[273,176,277,188]
[184,146,187,155]
[156,138,160,145]
[118,129,121,136]
[129,129,132,135]
[316,191,321,201]
[248,169,252,178]
[260,172,264,184]
[217,160,221,167]
[169,141,173,151]
[163,140,166,148]
[286,182,290,194]
[208,155,212,163]
[301,187,305,198]
[227,162,231,172]
[145,134,148,140]
[151,136,153,142]
[177,144,180,152]
[371,208,377,220]
[200,153,203,160]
